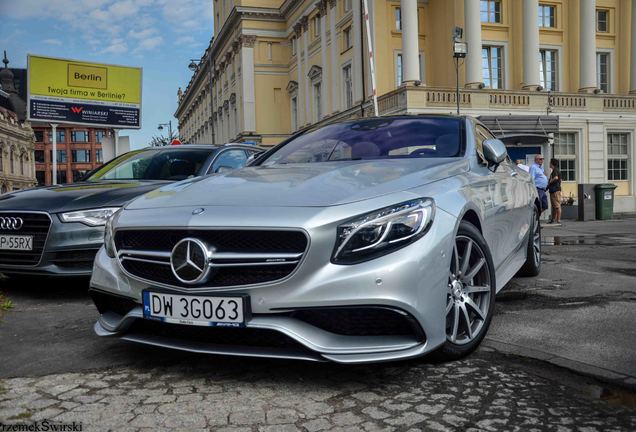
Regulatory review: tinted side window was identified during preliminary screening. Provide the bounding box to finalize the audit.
[212,150,248,173]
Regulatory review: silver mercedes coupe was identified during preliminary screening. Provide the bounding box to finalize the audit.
[90,115,541,363]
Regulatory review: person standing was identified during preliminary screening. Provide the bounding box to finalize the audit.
[548,158,562,224]
[530,154,549,214]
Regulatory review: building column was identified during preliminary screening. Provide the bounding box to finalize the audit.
[630,0,636,93]
[464,0,483,88]
[302,17,311,124]
[352,0,363,101]
[240,35,257,132]
[329,0,339,113]
[579,0,598,92]
[319,1,328,120]
[401,0,420,84]
[522,0,540,90]
[293,24,304,125]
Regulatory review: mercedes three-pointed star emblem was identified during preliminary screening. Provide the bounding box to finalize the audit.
[170,238,213,284]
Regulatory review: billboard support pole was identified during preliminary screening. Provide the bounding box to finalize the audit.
[51,123,58,185]
[113,129,119,156]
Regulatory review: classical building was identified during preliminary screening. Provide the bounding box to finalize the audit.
[175,0,636,213]
[0,55,36,193]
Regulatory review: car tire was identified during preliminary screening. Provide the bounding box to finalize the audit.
[516,207,541,277]
[434,221,496,361]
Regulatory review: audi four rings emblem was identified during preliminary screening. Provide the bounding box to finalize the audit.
[0,217,24,230]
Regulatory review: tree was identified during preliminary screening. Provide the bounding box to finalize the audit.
[149,130,179,147]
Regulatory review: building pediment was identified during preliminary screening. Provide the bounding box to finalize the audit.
[307,65,322,81]
[286,80,298,94]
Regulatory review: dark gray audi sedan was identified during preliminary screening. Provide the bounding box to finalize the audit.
[0,144,262,277]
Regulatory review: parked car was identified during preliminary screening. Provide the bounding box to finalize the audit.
[90,115,541,363]
[0,144,262,277]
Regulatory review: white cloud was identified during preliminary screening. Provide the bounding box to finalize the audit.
[127,28,158,40]
[133,36,163,53]
[42,38,63,45]
[102,38,128,55]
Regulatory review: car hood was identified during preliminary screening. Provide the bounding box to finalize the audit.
[128,159,468,209]
[0,180,170,213]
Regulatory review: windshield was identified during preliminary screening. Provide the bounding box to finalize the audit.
[86,149,215,181]
[262,117,463,165]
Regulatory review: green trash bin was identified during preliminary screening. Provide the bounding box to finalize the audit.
[594,184,617,220]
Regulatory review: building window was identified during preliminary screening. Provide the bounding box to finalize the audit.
[554,133,577,181]
[95,130,107,143]
[395,53,424,87]
[96,149,103,163]
[313,82,322,122]
[538,4,555,28]
[50,150,67,163]
[343,64,353,109]
[539,49,558,91]
[71,131,89,142]
[291,96,298,131]
[344,0,352,13]
[291,37,297,56]
[47,130,65,143]
[607,133,629,181]
[35,150,45,163]
[395,7,402,31]
[53,170,66,184]
[9,149,14,173]
[73,170,88,182]
[343,27,352,50]
[482,46,504,89]
[480,0,502,23]
[20,157,24,176]
[34,131,44,142]
[36,171,45,186]
[396,54,403,87]
[597,52,610,93]
[72,149,91,163]
[596,9,609,33]
[312,15,320,38]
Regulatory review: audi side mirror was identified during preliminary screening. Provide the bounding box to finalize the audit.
[483,139,508,165]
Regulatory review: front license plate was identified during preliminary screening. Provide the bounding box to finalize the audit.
[0,235,33,251]
[142,291,245,327]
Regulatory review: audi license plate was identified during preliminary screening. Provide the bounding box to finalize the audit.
[142,291,245,327]
[0,235,33,251]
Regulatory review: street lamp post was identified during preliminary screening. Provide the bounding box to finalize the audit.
[157,121,172,145]
[452,27,467,116]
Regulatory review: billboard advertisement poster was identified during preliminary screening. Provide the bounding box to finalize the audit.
[27,55,142,129]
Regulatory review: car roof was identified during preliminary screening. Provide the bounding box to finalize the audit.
[138,143,265,151]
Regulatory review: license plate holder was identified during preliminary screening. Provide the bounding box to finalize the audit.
[0,234,34,251]
[142,290,249,328]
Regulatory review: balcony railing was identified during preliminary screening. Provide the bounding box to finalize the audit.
[375,86,636,115]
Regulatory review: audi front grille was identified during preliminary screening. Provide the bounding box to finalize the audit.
[114,229,309,288]
[0,212,52,266]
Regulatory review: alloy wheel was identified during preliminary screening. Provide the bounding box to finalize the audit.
[532,215,541,265]
[446,235,492,345]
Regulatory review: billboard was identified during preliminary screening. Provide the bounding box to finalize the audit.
[27,55,142,128]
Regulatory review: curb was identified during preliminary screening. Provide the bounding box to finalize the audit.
[483,338,636,391]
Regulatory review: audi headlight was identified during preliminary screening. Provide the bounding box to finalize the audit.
[332,198,435,264]
[103,208,122,259]
[60,207,120,227]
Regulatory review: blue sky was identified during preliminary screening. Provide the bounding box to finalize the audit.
[0,0,213,149]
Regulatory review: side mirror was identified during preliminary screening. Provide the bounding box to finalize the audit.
[483,139,508,165]
[215,165,234,174]
[246,151,264,166]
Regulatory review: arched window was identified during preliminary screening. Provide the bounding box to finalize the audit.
[9,148,14,174]
[20,154,24,176]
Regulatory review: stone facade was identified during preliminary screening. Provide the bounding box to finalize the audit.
[0,107,36,193]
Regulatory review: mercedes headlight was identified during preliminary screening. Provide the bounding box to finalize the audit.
[60,207,121,227]
[103,208,122,258]
[332,199,435,264]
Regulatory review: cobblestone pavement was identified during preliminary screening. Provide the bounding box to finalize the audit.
[1,352,635,431]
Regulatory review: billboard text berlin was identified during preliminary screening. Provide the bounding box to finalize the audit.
[27,55,142,129]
